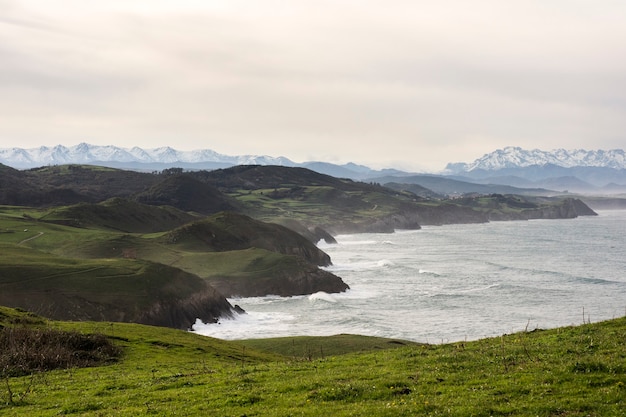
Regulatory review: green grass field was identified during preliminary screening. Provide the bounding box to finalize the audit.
[1,307,624,416]
[1,193,622,415]
[0,205,335,299]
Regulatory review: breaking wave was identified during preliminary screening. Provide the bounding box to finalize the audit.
[325,258,393,272]
[308,291,338,303]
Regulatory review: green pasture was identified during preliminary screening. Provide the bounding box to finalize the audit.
[1,308,624,416]
[0,205,315,287]
[1,197,624,416]
[230,185,410,227]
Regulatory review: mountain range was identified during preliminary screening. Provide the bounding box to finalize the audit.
[439,147,626,194]
[0,143,409,180]
[446,146,626,172]
[1,144,625,195]
[0,143,294,169]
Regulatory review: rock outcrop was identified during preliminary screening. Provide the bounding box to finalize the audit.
[487,198,597,221]
[413,204,488,226]
[137,286,241,330]
[207,259,349,298]
[278,219,338,244]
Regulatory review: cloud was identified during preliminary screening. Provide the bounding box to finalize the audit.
[1,1,625,170]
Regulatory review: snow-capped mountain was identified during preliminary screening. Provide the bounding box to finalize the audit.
[0,143,406,181]
[443,147,626,191]
[447,147,626,172]
[0,143,297,169]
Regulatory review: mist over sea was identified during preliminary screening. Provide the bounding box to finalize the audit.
[193,210,626,343]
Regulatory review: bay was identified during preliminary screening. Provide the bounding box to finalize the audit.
[193,210,626,343]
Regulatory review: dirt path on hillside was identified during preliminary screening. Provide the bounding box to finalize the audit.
[18,231,44,245]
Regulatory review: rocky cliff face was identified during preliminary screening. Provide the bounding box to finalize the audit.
[487,198,597,221]
[0,256,240,330]
[207,260,349,298]
[413,204,489,226]
[138,286,240,330]
[311,211,424,235]
[325,204,488,232]
[310,196,597,233]
[0,285,238,331]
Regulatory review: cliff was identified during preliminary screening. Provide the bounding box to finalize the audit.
[206,254,349,298]
[484,197,597,221]
[0,246,240,330]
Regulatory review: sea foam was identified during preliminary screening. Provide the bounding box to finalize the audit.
[193,211,626,343]
[308,291,338,303]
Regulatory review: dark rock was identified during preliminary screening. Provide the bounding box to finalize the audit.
[413,204,488,226]
[138,286,241,330]
[488,198,597,221]
[568,198,598,216]
[311,226,337,244]
[208,260,349,298]
[273,219,338,245]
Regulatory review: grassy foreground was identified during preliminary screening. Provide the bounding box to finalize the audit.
[1,308,624,416]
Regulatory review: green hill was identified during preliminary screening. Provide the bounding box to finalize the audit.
[191,165,430,233]
[0,202,348,321]
[162,211,332,266]
[1,307,623,416]
[191,165,597,232]
[0,244,237,329]
[134,174,240,214]
[1,163,598,234]
[48,211,349,298]
[39,197,199,232]
[0,164,599,331]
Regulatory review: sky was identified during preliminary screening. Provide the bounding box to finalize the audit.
[1,1,625,172]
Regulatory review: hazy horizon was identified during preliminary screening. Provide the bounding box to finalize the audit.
[2,1,625,171]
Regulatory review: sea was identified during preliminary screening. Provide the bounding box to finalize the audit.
[193,210,626,343]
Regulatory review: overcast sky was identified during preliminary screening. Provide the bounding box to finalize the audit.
[1,1,625,171]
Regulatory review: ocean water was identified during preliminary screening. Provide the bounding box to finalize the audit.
[193,210,626,343]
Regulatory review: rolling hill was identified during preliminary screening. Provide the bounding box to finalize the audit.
[0,243,236,329]
[0,162,599,329]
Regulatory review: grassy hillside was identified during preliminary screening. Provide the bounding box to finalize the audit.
[22,164,159,200]
[39,198,199,233]
[1,308,623,416]
[0,243,235,328]
[0,163,601,330]
[230,334,420,359]
[134,174,240,214]
[0,201,348,324]
[1,163,598,234]
[192,165,597,232]
[160,211,332,265]
[379,174,554,196]
[0,206,239,327]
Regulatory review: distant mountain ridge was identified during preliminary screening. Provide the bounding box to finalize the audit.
[0,143,295,169]
[439,147,626,193]
[447,146,626,172]
[2,144,625,194]
[0,143,409,181]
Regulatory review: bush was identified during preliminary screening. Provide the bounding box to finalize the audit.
[0,327,121,377]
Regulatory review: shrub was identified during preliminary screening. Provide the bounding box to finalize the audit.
[0,327,122,377]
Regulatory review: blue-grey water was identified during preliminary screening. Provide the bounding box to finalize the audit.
[193,210,626,343]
